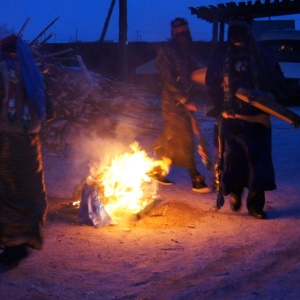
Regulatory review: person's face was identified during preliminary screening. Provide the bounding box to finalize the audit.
[173,30,193,54]
[228,26,251,47]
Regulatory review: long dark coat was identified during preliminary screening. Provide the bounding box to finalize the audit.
[153,44,200,176]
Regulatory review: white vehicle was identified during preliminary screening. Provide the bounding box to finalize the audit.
[259,30,300,104]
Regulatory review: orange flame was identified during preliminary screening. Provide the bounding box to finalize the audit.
[95,142,170,217]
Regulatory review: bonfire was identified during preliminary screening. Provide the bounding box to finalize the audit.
[76,141,171,227]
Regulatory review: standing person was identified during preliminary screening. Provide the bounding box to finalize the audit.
[0,35,48,271]
[152,18,211,194]
[205,12,285,219]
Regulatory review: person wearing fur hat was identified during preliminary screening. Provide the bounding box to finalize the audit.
[0,35,48,271]
[205,12,285,219]
[152,18,211,194]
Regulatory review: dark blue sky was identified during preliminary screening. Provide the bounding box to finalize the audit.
[1,0,299,43]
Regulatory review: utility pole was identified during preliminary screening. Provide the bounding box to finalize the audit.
[118,0,128,81]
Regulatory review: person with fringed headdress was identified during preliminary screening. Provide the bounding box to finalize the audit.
[152,18,211,194]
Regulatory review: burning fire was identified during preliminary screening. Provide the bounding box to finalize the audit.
[91,141,170,218]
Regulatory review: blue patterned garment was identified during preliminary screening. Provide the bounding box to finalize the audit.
[78,183,113,228]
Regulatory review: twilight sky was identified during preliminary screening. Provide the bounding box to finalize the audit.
[1,0,299,43]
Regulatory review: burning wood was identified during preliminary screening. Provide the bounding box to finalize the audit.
[136,199,165,220]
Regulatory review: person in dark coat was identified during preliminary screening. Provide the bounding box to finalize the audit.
[0,35,49,271]
[205,12,285,219]
[152,18,211,193]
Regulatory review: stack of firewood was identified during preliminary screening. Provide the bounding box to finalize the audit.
[16,17,157,151]
[38,56,154,151]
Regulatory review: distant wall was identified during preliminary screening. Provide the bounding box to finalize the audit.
[42,41,213,78]
[252,20,295,41]
[42,41,213,96]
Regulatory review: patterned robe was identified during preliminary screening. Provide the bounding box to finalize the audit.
[0,38,47,250]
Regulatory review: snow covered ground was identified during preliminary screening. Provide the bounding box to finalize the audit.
[1,98,299,299]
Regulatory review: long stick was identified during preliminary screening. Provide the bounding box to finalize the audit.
[43,48,73,58]
[236,87,300,128]
[99,0,116,43]
[40,33,54,44]
[179,82,212,171]
[211,116,225,211]
[190,114,212,171]
[30,17,60,45]
[17,17,31,37]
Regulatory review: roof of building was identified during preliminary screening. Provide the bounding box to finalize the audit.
[189,0,300,24]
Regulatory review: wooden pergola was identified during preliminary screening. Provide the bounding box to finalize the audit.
[189,0,300,44]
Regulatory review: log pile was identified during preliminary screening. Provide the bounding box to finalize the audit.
[39,58,155,151]
[15,17,160,151]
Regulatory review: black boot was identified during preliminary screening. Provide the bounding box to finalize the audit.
[247,191,267,219]
[230,193,242,211]
[0,245,28,272]
[248,209,267,219]
[191,174,211,194]
[230,187,243,211]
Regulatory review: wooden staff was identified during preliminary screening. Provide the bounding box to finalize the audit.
[211,116,225,211]
[236,87,300,129]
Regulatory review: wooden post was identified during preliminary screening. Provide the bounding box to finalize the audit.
[219,22,225,42]
[212,15,218,47]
